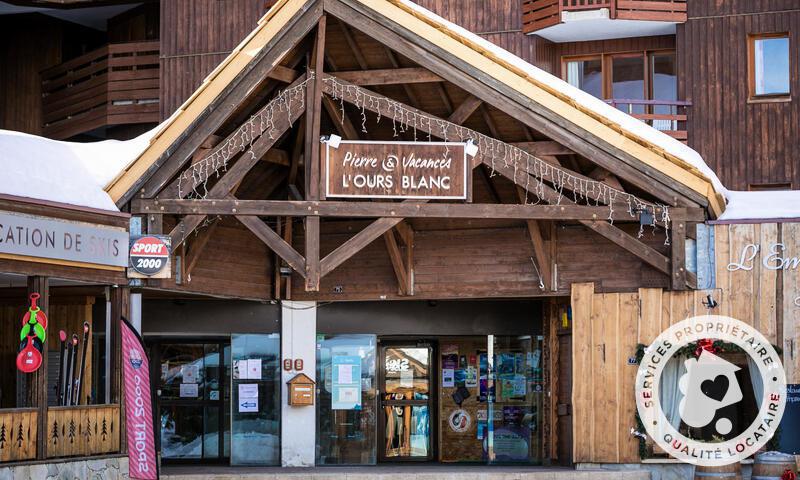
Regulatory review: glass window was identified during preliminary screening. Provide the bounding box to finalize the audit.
[316,334,377,465]
[157,342,227,460]
[651,52,678,131]
[611,55,646,114]
[751,35,790,96]
[488,335,545,464]
[565,58,603,99]
[230,334,281,465]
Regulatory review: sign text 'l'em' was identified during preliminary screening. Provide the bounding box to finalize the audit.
[325,140,468,199]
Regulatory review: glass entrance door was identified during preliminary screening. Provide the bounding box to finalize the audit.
[379,344,433,461]
[154,341,230,462]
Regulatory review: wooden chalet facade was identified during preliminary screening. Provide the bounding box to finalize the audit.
[0,195,130,474]
[0,0,798,476]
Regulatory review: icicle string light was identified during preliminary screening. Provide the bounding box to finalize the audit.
[177,73,315,199]
[324,75,670,238]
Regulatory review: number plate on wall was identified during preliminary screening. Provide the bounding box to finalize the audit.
[325,140,469,199]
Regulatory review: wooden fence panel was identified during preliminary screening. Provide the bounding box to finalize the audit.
[46,404,120,459]
[0,409,38,462]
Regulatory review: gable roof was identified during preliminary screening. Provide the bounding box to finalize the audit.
[106,0,726,216]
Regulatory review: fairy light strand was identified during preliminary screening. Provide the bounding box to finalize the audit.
[323,75,670,242]
[177,73,315,199]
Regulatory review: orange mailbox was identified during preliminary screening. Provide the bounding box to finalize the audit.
[287,373,315,406]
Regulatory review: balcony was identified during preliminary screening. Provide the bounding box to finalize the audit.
[522,0,687,42]
[41,41,160,140]
[606,98,689,141]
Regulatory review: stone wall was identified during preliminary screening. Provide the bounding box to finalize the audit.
[0,455,128,480]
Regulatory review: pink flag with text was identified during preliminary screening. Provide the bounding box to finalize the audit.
[121,318,158,479]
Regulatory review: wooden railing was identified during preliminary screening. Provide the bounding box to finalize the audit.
[0,404,121,464]
[41,41,160,140]
[522,0,687,34]
[606,98,690,141]
[46,404,120,459]
[0,409,38,462]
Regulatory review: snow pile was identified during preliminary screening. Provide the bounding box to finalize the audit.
[0,127,157,211]
[397,0,727,196]
[718,190,800,221]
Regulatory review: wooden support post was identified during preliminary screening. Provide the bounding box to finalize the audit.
[283,217,294,299]
[671,220,687,290]
[517,187,552,291]
[305,16,326,201]
[25,276,48,459]
[384,230,409,295]
[146,213,163,234]
[109,286,129,453]
[305,216,320,291]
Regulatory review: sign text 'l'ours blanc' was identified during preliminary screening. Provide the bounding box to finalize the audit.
[325,140,469,199]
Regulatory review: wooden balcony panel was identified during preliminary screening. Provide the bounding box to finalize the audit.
[0,408,38,463]
[523,0,686,35]
[41,41,160,140]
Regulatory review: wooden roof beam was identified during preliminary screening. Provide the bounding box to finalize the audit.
[129,0,322,203]
[512,141,575,156]
[447,95,482,125]
[334,67,441,86]
[132,198,688,222]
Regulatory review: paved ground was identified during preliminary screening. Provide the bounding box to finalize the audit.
[162,464,652,480]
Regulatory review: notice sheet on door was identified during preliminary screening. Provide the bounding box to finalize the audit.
[332,355,361,410]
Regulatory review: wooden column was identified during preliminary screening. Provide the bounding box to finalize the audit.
[23,276,49,459]
[671,220,687,290]
[304,16,325,292]
[109,286,130,453]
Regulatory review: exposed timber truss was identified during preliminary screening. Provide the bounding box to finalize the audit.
[125,5,710,297]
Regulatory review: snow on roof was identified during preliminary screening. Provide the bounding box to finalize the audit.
[0,127,158,212]
[717,190,800,222]
[398,0,728,197]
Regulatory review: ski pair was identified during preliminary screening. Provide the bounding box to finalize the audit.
[56,322,90,406]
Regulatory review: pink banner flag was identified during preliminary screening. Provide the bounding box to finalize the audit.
[121,318,158,479]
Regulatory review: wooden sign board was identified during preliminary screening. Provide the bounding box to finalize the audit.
[325,140,469,200]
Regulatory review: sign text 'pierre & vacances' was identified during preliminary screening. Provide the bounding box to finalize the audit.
[325,140,469,199]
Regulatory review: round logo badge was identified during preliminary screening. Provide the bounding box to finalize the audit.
[635,315,786,466]
[129,236,169,276]
[448,409,471,432]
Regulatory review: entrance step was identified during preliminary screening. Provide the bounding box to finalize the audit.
[162,466,652,480]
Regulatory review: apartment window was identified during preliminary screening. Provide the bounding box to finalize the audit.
[564,57,603,99]
[563,51,678,130]
[748,34,790,98]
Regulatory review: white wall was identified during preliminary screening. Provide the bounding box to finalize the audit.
[280,300,317,467]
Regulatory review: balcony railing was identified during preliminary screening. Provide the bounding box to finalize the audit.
[606,98,690,141]
[41,41,160,140]
[0,404,120,463]
[522,0,687,35]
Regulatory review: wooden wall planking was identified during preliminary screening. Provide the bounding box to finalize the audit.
[159,0,270,118]
[571,283,720,463]
[678,4,800,190]
[0,15,63,135]
[713,222,799,384]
